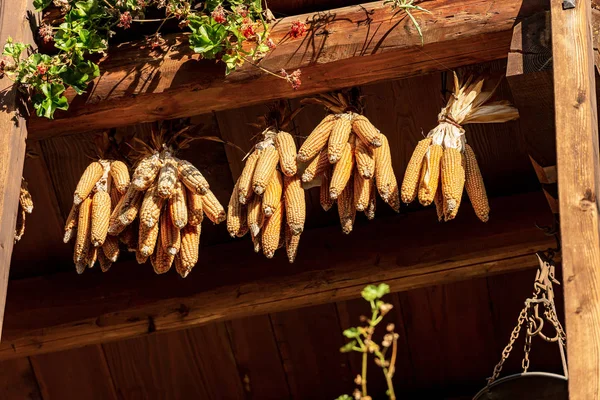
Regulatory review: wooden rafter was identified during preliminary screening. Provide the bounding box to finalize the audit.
[27,0,548,139]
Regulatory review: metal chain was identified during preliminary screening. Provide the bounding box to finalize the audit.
[487,307,528,384]
[522,328,532,372]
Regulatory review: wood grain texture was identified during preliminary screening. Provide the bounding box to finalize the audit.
[30,345,118,400]
[27,0,548,138]
[0,0,36,340]
[0,191,555,360]
[0,357,41,400]
[551,0,600,398]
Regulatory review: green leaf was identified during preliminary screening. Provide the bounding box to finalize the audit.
[3,39,28,60]
[33,82,69,119]
[335,395,353,400]
[339,340,357,353]
[361,283,390,302]
[33,0,51,11]
[342,327,361,339]
[60,61,99,94]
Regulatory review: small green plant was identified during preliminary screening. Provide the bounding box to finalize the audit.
[337,283,400,400]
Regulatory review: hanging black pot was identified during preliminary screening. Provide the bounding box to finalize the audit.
[473,372,567,400]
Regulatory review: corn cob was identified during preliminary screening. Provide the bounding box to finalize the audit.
[174,254,186,278]
[247,194,264,237]
[355,139,375,179]
[160,210,181,255]
[180,223,200,273]
[354,172,370,211]
[97,248,112,272]
[275,131,298,177]
[441,147,465,221]
[373,135,398,203]
[107,194,126,235]
[157,155,178,198]
[169,181,188,229]
[238,149,261,204]
[251,231,261,253]
[102,234,120,262]
[91,190,111,247]
[138,220,160,257]
[139,184,164,228]
[352,115,383,148]
[284,174,305,235]
[302,150,329,183]
[433,185,444,222]
[401,137,432,203]
[136,249,148,265]
[19,179,33,214]
[152,239,175,274]
[320,171,335,211]
[64,203,79,243]
[329,142,353,200]
[109,160,130,194]
[328,116,352,163]
[186,189,204,226]
[237,215,249,238]
[109,184,121,209]
[418,144,443,206]
[202,189,226,224]
[74,196,92,263]
[298,114,336,162]
[87,246,97,269]
[262,201,282,259]
[262,170,283,217]
[132,153,161,191]
[285,224,301,264]
[338,180,355,234]
[75,260,86,275]
[177,158,210,195]
[364,179,376,220]
[227,184,244,237]
[253,145,279,195]
[116,186,143,228]
[73,162,103,205]
[14,207,26,243]
[278,212,286,251]
[464,144,489,222]
[120,221,138,252]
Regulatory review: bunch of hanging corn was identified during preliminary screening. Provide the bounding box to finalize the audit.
[227,128,305,263]
[401,73,519,222]
[299,92,399,234]
[15,178,33,243]
[64,159,130,274]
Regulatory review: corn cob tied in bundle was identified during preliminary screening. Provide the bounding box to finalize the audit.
[401,72,519,222]
[14,178,34,243]
[227,101,306,263]
[121,123,225,278]
[299,90,399,234]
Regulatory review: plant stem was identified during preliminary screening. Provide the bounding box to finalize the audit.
[389,337,398,379]
[361,351,368,397]
[241,56,286,81]
[383,367,396,400]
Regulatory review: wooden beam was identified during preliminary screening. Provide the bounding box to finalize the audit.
[0,191,554,360]
[551,0,600,399]
[0,0,35,341]
[27,0,548,139]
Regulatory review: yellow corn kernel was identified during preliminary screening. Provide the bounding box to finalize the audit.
[174,254,186,278]
[201,189,226,224]
[364,179,376,220]
[151,238,175,275]
[138,219,160,257]
[262,170,283,217]
[160,210,181,255]
[433,185,444,222]
[180,223,200,272]
[120,221,138,252]
[320,170,335,211]
[227,183,244,237]
[102,234,120,262]
[64,203,79,243]
[107,194,126,236]
[285,224,301,264]
[135,249,148,265]
[157,155,178,198]
[251,231,261,253]
[297,114,336,162]
[464,144,489,222]
[74,162,103,205]
[19,178,33,214]
[91,190,111,247]
[109,160,130,194]
[262,200,282,259]
[374,135,399,204]
[97,248,112,272]
[275,131,298,177]
[441,147,465,221]
[177,158,210,195]
[132,153,161,191]
[248,193,264,237]
[116,185,143,228]
[338,180,355,234]
[355,138,375,179]
[139,183,164,228]
[187,188,204,226]
[14,207,26,243]
[401,138,432,203]
[418,144,444,207]
[238,149,261,204]
[354,172,370,211]
[329,142,353,200]
[328,116,352,163]
[169,181,188,229]
[284,174,305,235]
[74,196,92,263]
[302,149,329,183]
[352,115,383,148]
[253,145,279,195]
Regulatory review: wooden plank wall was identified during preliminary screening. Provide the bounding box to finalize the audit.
[0,271,564,400]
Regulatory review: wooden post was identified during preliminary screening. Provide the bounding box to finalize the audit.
[551,0,600,398]
[0,0,33,340]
